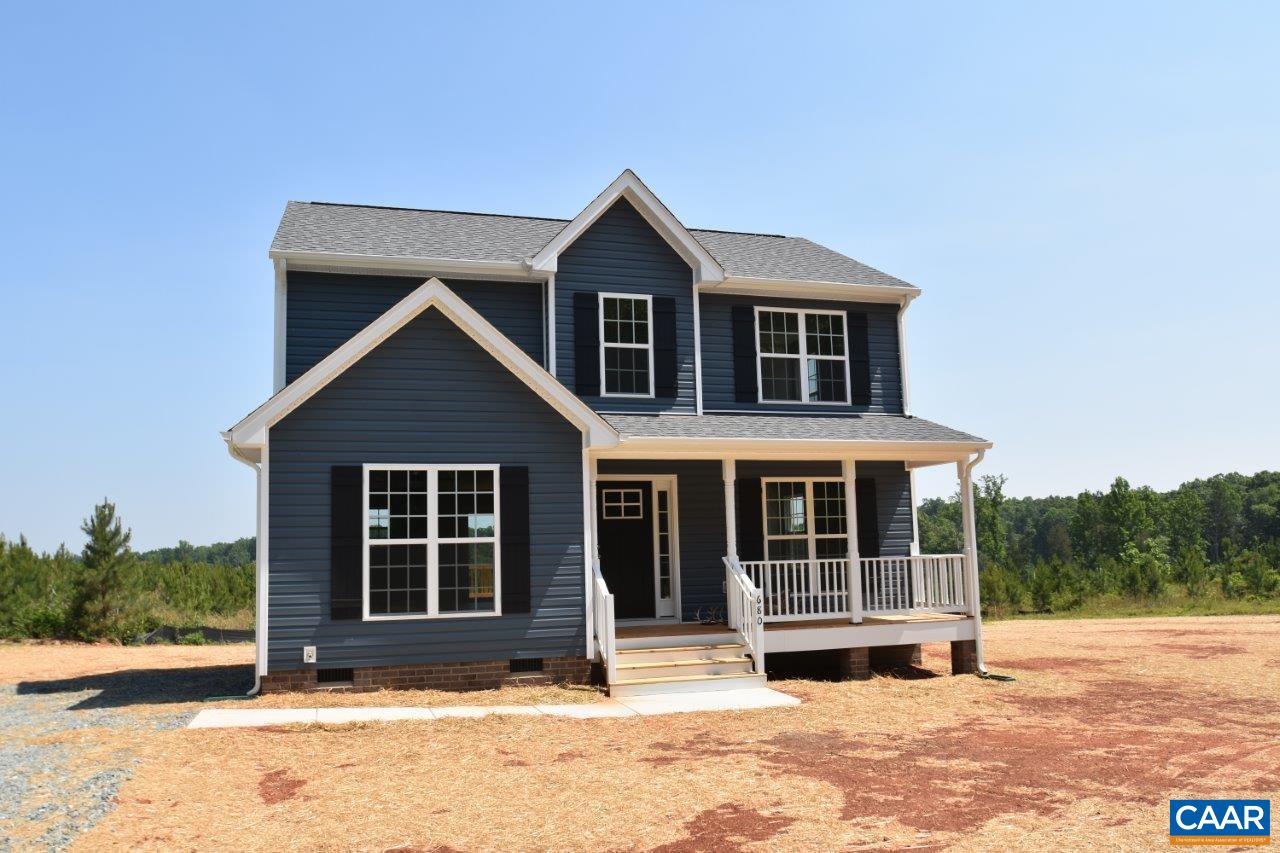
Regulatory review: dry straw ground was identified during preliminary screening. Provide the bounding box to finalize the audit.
[5,615,1278,851]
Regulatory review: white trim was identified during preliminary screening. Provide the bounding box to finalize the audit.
[599,292,655,398]
[593,473,682,621]
[909,468,922,556]
[529,170,725,285]
[842,459,863,623]
[692,277,704,414]
[225,278,618,451]
[760,477,848,562]
[764,616,975,654]
[897,298,912,416]
[256,444,269,683]
[272,259,287,393]
[582,440,595,659]
[269,248,539,280]
[753,306,852,406]
[361,463,502,622]
[546,273,557,376]
[698,278,920,304]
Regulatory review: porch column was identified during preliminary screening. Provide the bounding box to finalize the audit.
[722,458,737,560]
[958,455,985,669]
[588,454,599,564]
[843,459,863,624]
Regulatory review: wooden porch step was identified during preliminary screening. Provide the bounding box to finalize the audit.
[616,643,746,663]
[615,631,740,651]
[609,672,767,698]
[615,656,755,680]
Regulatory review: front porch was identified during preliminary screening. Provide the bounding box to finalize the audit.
[587,451,987,693]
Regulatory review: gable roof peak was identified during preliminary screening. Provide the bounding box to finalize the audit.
[528,170,726,284]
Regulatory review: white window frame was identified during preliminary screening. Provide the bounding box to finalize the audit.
[601,487,645,520]
[761,477,848,561]
[362,463,502,621]
[754,306,852,405]
[599,292,655,399]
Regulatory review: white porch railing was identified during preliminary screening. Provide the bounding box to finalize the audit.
[723,557,766,674]
[739,555,967,622]
[591,562,617,684]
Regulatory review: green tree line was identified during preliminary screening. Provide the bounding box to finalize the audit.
[0,500,254,641]
[919,470,1280,616]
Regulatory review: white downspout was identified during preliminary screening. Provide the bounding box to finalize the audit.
[959,449,988,675]
[223,435,265,696]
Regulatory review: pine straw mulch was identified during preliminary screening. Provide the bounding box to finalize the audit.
[47,615,1280,850]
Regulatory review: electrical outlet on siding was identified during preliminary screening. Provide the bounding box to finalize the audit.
[302,646,316,664]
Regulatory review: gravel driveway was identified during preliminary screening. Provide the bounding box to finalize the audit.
[0,646,251,851]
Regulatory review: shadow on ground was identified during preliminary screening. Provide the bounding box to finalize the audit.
[16,664,254,709]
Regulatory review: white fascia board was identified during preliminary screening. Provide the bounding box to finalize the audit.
[597,437,991,461]
[226,278,617,450]
[700,277,920,305]
[529,170,726,285]
[268,249,540,280]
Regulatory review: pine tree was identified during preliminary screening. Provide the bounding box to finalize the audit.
[70,499,144,640]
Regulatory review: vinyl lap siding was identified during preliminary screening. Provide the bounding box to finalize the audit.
[285,271,545,383]
[554,199,696,414]
[268,308,583,672]
[594,460,913,623]
[699,293,903,413]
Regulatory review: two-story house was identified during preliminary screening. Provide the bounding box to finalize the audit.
[223,171,993,696]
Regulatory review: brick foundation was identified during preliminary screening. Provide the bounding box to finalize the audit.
[260,655,592,694]
[834,647,870,681]
[951,639,978,675]
[869,643,923,671]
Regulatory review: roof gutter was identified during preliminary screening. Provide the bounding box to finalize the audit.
[268,249,542,281]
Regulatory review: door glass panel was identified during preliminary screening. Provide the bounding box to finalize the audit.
[657,490,671,599]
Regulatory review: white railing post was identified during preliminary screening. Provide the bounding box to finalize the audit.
[842,459,862,623]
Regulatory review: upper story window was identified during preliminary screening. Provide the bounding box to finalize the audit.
[756,308,850,404]
[600,294,654,397]
[365,465,499,619]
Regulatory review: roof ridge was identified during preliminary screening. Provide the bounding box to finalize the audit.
[298,201,570,224]
[296,200,789,239]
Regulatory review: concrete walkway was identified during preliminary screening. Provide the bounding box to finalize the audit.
[188,687,800,729]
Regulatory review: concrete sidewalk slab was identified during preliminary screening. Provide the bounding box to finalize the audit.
[187,688,798,729]
[613,687,801,716]
[188,708,319,729]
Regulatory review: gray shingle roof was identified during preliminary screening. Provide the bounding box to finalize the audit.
[603,413,988,444]
[272,201,915,288]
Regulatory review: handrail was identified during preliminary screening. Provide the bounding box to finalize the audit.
[591,562,617,684]
[739,555,968,620]
[723,556,765,675]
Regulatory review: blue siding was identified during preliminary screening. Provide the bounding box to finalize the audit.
[595,459,913,622]
[699,293,903,414]
[554,199,696,414]
[268,307,583,672]
[286,271,545,383]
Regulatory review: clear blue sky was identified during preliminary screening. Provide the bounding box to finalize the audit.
[2,2,1277,551]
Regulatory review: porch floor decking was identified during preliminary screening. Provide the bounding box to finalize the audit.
[616,612,967,641]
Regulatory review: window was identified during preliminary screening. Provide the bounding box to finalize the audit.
[600,294,653,397]
[756,308,850,404]
[601,488,644,520]
[364,465,499,619]
[763,479,848,560]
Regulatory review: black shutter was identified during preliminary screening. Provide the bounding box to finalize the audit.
[653,297,678,398]
[330,465,363,620]
[855,477,880,558]
[500,466,531,614]
[847,311,871,406]
[731,305,758,403]
[573,292,600,396]
[736,477,764,561]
